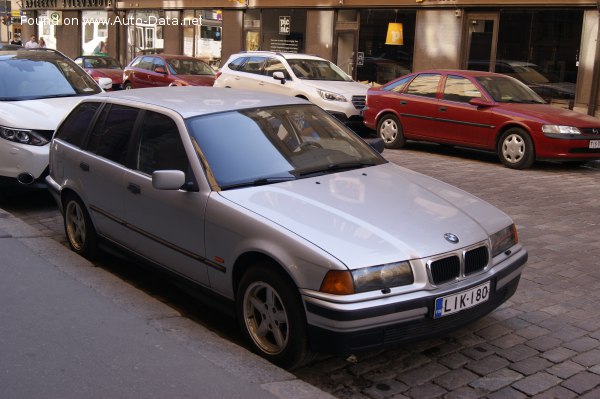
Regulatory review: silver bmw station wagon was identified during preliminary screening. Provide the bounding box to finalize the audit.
[46,87,527,369]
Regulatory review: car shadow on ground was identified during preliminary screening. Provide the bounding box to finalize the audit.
[399,142,599,172]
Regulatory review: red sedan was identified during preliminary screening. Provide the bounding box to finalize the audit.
[123,54,215,89]
[363,69,600,169]
[74,56,124,90]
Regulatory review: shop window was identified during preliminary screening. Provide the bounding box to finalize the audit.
[357,10,415,85]
[495,10,583,106]
[126,10,165,62]
[260,9,307,53]
[82,11,109,55]
[182,10,222,68]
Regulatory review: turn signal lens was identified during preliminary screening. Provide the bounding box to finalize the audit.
[320,270,355,295]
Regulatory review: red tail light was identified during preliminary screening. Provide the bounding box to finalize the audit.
[215,71,222,79]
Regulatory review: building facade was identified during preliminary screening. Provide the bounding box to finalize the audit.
[16,0,600,116]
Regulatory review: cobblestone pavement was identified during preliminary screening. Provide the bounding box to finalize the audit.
[2,144,600,398]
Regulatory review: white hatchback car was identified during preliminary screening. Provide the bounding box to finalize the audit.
[214,51,369,131]
[47,87,527,370]
[0,47,107,187]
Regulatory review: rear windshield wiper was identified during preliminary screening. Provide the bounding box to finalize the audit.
[295,161,378,177]
[221,176,296,190]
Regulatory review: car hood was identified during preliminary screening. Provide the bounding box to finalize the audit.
[89,68,124,83]
[178,75,216,86]
[301,80,369,97]
[0,97,84,130]
[498,103,600,126]
[219,163,512,269]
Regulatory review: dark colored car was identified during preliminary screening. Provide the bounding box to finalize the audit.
[123,54,216,89]
[74,55,124,90]
[468,60,576,102]
[363,69,600,169]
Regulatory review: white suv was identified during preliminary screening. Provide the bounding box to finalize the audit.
[214,51,369,130]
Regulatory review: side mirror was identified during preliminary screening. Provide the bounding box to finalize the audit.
[152,170,186,190]
[154,67,167,74]
[469,98,494,108]
[273,71,286,84]
[97,77,113,91]
[364,138,385,154]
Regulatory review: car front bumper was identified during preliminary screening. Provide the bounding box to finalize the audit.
[0,140,50,183]
[302,247,527,355]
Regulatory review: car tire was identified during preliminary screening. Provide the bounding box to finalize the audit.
[123,82,133,90]
[498,128,535,169]
[237,263,312,370]
[63,194,98,260]
[377,114,406,149]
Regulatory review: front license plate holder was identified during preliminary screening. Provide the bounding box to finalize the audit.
[589,140,600,149]
[434,281,491,319]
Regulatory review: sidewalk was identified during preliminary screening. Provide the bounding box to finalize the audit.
[0,208,334,399]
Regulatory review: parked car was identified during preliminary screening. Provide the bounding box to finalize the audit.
[356,57,411,85]
[468,60,576,102]
[0,47,107,187]
[363,69,600,169]
[122,54,215,89]
[214,51,369,131]
[47,86,526,369]
[74,55,124,90]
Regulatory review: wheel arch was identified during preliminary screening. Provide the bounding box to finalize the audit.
[232,251,299,301]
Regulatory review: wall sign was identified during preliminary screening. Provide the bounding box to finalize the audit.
[279,16,290,35]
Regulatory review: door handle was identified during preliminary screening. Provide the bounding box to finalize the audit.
[400,101,407,105]
[439,106,447,112]
[79,162,90,172]
[127,183,141,195]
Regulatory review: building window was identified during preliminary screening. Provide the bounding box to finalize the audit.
[246,9,307,53]
[183,10,222,68]
[496,10,583,106]
[357,10,415,85]
[82,11,109,55]
[126,10,165,62]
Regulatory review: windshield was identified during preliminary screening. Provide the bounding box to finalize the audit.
[187,105,385,189]
[84,56,121,69]
[167,58,215,76]
[286,59,352,81]
[476,75,546,104]
[0,51,102,101]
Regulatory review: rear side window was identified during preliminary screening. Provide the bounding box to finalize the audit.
[228,56,246,71]
[406,74,441,98]
[135,111,188,175]
[138,57,155,71]
[382,76,413,93]
[55,102,101,148]
[86,104,139,165]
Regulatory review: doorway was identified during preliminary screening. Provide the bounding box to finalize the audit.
[464,13,499,72]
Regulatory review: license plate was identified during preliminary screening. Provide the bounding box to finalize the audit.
[434,281,490,319]
[590,140,600,149]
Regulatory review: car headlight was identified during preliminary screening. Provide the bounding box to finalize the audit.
[320,261,414,295]
[0,125,49,146]
[317,89,347,102]
[490,224,518,257]
[541,125,581,135]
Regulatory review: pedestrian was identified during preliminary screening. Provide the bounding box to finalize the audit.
[24,35,39,48]
[93,41,107,55]
[38,37,47,48]
[10,34,22,46]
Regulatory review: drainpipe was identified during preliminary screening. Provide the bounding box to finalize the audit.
[588,0,600,116]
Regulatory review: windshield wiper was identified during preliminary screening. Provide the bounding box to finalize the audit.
[221,176,296,190]
[295,161,378,177]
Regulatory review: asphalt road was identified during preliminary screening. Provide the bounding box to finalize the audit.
[2,144,600,398]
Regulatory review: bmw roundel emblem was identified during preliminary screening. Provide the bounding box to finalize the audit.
[444,233,459,244]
